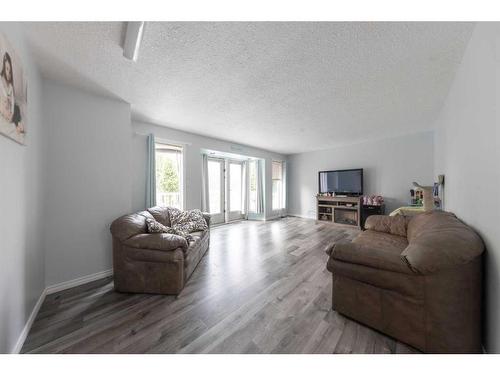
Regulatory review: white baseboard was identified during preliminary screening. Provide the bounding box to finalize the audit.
[45,269,113,295]
[265,215,282,221]
[288,213,316,220]
[12,288,47,354]
[12,269,113,353]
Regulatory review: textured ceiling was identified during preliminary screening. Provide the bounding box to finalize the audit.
[24,22,474,154]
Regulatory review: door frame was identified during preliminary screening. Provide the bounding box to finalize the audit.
[226,159,245,222]
[207,157,225,225]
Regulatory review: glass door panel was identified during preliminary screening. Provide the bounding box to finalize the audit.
[207,158,225,224]
[228,161,244,221]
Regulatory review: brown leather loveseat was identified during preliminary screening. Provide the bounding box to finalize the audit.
[110,206,210,295]
[326,210,484,353]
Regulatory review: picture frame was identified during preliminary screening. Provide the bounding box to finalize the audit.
[0,31,27,145]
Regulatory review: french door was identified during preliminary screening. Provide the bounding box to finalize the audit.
[207,158,225,224]
[207,157,245,224]
[227,160,244,221]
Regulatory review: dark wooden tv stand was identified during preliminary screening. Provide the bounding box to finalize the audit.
[316,195,361,228]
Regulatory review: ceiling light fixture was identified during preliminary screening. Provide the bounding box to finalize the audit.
[123,22,145,62]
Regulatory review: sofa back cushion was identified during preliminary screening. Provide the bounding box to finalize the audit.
[406,211,435,242]
[110,210,154,242]
[364,214,408,237]
[147,206,171,227]
[402,211,484,274]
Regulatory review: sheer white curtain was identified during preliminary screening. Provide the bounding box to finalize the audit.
[146,134,156,208]
[242,160,249,218]
[320,172,328,192]
[256,159,265,214]
[281,161,287,216]
[201,153,210,212]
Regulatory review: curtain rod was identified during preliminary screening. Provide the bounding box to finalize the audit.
[134,131,192,146]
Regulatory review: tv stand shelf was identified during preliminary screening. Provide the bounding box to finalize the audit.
[317,196,362,228]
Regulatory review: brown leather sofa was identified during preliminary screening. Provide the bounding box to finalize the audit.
[326,210,484,353]
[110,206,210,295]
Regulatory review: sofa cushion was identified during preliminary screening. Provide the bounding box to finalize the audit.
[189,230,206,240]
[364,215,408,237]
[329,238,412,275]
[353,230,409,252]
[406,211,433,242]
[145,217,192,239]
[147,206,171,227]
[402,211,484,274]
[123,233,188,252]
[146,218,170,233]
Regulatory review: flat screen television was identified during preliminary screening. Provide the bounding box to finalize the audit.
[318,168,363,196]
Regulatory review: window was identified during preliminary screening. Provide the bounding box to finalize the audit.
[272,160,284,211]
[248,160,258,212]
[155,143,183,209]
[207,159,223,215]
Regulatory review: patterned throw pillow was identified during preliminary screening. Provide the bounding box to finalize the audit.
[169,208,208,233]
[146,218,170,233]
[146,218,192,240]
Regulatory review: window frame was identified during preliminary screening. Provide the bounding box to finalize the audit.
[247,159,258,214]
[227,158,245,221]
[206,156,226,224]
[154,139,186,210]
[272,160,285,212]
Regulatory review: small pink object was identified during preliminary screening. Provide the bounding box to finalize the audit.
[363,195,384,206]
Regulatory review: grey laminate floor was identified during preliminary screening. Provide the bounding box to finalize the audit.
[22,217,419,354]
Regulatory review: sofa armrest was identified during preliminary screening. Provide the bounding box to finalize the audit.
[327,242,413,275]
[110,212,149,242]
[202,212,211,227]
[365,215,408,237]
[401,236,484,275]
[123,233,188,252]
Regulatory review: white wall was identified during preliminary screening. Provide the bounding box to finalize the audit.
[0,24,45,353]
[39,91,286,288]
[132,121,287,219]
[433,23,500,353]
[37,78,286,289]
[6,21,497,354]
[288,131,434,218]
[42,80,133,286]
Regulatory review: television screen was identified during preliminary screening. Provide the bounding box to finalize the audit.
[318,169,363,195]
